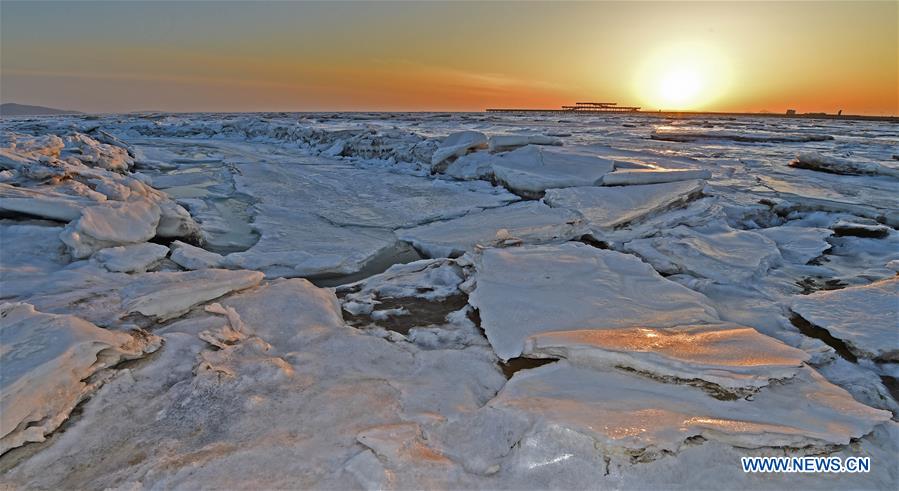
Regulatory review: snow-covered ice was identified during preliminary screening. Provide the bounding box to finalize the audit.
[523,323,810,393]
[398,201,585,258]
[0,303,161,453]
[491,145,615,196]
[91,242,170,273]
[791,277,898,361]
[469,243,719,360]
[544,179,705,230]
[1,112,897,489]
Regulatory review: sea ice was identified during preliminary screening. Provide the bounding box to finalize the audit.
[488,134,563,152]
[0,183,97,222]
[0,303,161,453]
[601,168,712,186]
[469,243,719,360]
[430,131,488,171]
[756,226,833,264]
[624,225,783,283]
[491,145,615,196]
[397,201,585,258]
[60,200,161,258]
[121,269,264,321]
[790,152,899,178]
[170,240,225,270]
[491,362,889,453]
[91,242,170,273]
[544,179,705,230]
[651,127,834,143]
[791,277,898,361]
[523,323,810,392]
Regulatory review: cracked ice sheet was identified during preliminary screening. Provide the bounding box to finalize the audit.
[469,243,720,361]
[490,145,615,195]
[0,303,161,453]
[0,221,68,296]
[544,179,705,230]
[1,278,504,490]
[490,362,890,454]
[624,225,783,284]
[523,323,810,392]
[8,264,263,328]
[397,201,586,258]
[791,277,899,361]
[223,152,516,277]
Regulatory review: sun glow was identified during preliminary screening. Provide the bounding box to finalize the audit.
[634,42,731,111]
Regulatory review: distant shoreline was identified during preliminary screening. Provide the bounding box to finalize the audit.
[484,108,899,123]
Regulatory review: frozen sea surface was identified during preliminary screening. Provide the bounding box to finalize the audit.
[0,112,897,489]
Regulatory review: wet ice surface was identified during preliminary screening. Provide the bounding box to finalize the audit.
[1,112,898,489]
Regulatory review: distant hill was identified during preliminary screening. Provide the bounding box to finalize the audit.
[0,103,82,116]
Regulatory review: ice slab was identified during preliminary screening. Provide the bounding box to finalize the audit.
[524,323,810,392]
[0,221,68,295]
[224,211,398,278]
[601,168,711,186]
[92,242,170,273]
[544,179,705,230]
[790,152,899,178]
[625,225,782,283]
[0,303,161,453]
[170,240,224,270]
[60,200,161,258]
[0,183,96,222]
[491,145,615,196]
[651,127,834,143]
[121,269,264,321]
[224,155,516,277]
[791,277,898,361]
[756,226,833,264]
[469,243,719,360]
[488,134,563,152]
[430,131,487,171]
[491,362,890,453]
[443,151,496,181]
[1,278,504,489]
[397,201,585,258]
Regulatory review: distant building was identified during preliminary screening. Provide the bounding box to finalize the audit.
[786,109,796,115]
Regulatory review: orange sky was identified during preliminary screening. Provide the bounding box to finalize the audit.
[2,1,896,115]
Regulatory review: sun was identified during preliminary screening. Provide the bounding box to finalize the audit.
[658,68,704,107]
[634,42,730,111]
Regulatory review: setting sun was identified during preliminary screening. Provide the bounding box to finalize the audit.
[658,68,703,107]
[635,42,731,111]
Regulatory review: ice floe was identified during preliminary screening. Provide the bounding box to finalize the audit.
[651,127,834,143]
[121,269,264,321]
[756,226,833,264]
[791,277,898,361]
[790,152,899,178]
[170,240,225,270]
[91,242,170,273]
[601,168,711,186]
[491,362,889,453]
[625,225,783,283]
[491,145,615,196]
[469,243,719,360]
[430,131,488,171]
[398,201,585,258]
[60,200,161,258]
[488,134,563,152]
[544,179,705,230]
[523,323,810,393]
[0,303,161,453]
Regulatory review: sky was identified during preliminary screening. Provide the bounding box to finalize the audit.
[1,1,896,115]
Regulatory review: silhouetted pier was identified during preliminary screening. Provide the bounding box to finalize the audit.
[487,101,640,113]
